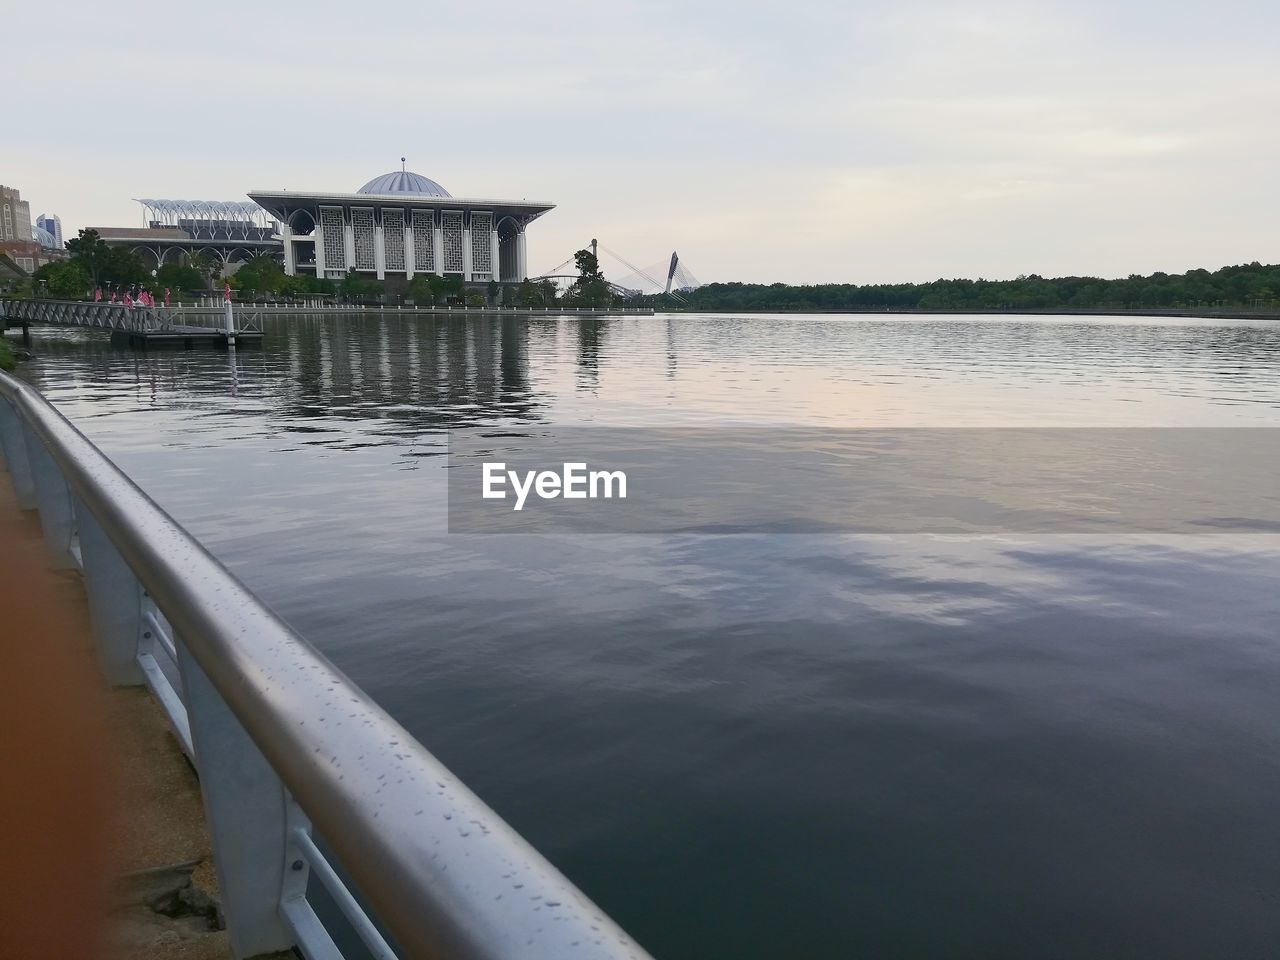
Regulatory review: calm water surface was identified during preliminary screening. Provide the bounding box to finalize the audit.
[21,313,1280,958]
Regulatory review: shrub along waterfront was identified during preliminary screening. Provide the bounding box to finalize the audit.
[642,261,1280,313]
[232,248,613,307]
[29,229,220,300]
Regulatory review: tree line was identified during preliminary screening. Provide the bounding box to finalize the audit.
[641,261,1280,312]
[27,232,1278,314]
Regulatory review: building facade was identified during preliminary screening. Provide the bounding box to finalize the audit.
[1,184,32,246]
[36,213,63,249]
[1,184,64,273]
[248,168,554,285]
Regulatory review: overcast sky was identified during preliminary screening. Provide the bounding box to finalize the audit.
[8,0,1278,285]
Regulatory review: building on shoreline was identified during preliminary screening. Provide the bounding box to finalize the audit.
[248,165,554,286]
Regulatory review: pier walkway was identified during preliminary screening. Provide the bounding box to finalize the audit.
[1,299,263,349]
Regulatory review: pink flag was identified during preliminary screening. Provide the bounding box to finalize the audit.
[224,281,232,303]
[123,294,134,309]
[110,292,117,303]
[164,288,171,307]
[94,287,102,302]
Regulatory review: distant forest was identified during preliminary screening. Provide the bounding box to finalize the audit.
[645,261,1280,312]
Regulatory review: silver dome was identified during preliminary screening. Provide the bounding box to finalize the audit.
[357,170,451,198]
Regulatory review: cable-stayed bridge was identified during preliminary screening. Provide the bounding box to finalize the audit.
[536,242,701,300]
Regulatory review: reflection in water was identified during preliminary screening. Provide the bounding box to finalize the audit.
[25,311,1280,434]
[271,314,544,433]
[18,312,1280,960]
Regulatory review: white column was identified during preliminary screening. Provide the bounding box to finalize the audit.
[374,219,386,280]
[462,217,472,282]
[490,230,500,283]
[405,224,416,280]
[516,229,527,282]
[343,218,355,272]
[433,222,444,277]
[313,219,325,279]
[281,221,295,275]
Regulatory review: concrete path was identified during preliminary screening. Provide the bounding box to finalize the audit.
[0,467,232,959]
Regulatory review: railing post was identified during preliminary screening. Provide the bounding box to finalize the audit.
[0,396,37,509]
[21,421,78,568]
[175,641,301,959]
[74,493,146,686]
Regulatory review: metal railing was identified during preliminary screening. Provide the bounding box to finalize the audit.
[224,303,655,316]
[152,305,264,333]
[1,299,263,335]
[2,297,166,333]
[0,369,652,960]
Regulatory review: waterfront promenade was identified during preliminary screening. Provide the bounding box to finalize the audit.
[0,468,241,959]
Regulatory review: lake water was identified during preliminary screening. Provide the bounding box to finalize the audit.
[20,312,1280,958]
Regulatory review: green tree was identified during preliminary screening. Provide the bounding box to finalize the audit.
[33,260,92,299]
[573,248,602,280]
[153,262,204,297]
[408,273,446,304]
[279,274,310,297]
[233,256,287,296]
[185,250,221,285]
[65,229,115,285]
[514,279,541,306]
[438,275,465,304]
[104,248,149,288]
[339,270,382,300]
[566,249,613,307]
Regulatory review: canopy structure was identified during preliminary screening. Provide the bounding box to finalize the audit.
[134,199,274,241]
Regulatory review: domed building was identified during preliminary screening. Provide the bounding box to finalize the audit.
[249,163,554,287]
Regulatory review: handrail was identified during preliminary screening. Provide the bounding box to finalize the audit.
[2,297,168,333]
[0,369,651,960]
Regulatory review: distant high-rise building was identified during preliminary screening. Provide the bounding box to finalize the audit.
[1,184,32,245]
[1,185,67,274]
[36,213,62,249]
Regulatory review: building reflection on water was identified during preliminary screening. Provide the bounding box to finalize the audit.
[22,313,626,441]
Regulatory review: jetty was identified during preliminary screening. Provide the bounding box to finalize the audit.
[1,298,263,349]
[0,368,652,960]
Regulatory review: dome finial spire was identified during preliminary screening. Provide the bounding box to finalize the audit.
[401,156,406,171]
